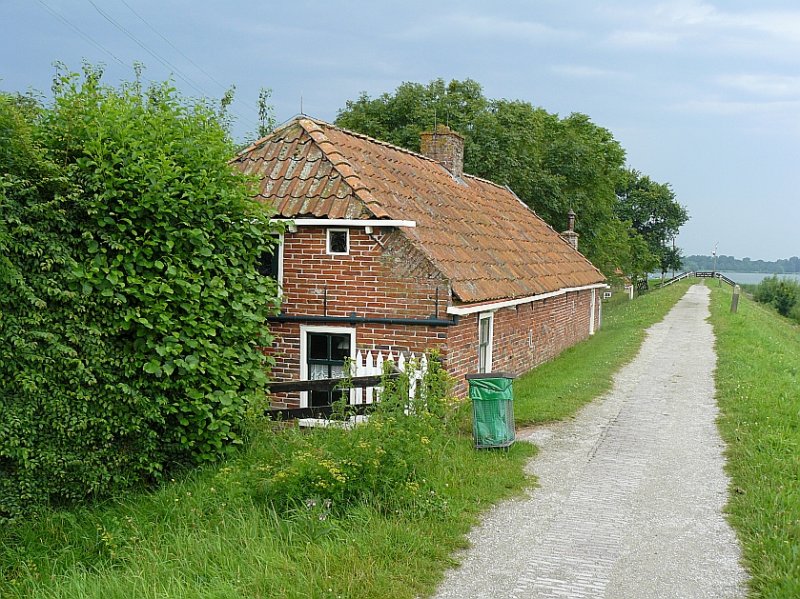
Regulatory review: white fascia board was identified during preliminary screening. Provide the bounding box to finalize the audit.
[272,218,416,228]
[446,283,609,316]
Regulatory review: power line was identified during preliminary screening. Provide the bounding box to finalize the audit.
[34,0,128,69]
[116,0,259,116]
[118,1,219,92]
[85,0,208,97]
[34,0,255,133]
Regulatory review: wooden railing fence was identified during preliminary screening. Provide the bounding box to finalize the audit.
[266,350,429,421]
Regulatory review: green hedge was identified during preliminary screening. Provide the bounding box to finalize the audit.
[0,68,280,520]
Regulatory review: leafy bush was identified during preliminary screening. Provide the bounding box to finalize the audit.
[0,67,280,520]
[753,275,800,318]
[248,357,457,518]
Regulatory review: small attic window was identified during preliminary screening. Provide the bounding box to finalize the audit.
[327,229,349,255]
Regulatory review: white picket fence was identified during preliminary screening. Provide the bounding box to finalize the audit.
[351,350,428,404]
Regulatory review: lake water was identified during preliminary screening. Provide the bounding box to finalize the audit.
[716,272,800,285]
[657,271,800,285]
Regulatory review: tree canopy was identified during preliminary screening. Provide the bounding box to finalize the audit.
[0,67,280,520]
[336,78,688,281]
[615,169,689,276]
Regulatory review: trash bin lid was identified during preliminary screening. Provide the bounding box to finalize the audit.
[465,372,515,380]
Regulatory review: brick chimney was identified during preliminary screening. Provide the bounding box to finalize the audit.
[420,125,464,179]
[561,209,579,250]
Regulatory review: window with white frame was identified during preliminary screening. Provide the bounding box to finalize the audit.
[327,229,349,255]
[478,312,494,373]
[300,326,356,407]
[256,233,283,288]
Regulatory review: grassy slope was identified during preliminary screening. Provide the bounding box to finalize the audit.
[709,285,800,598]
[0,423,535,599]
[0,283,691,599]
[514,280,692,425]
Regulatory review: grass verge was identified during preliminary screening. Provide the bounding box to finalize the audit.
[708,284,800,597]
[513,280,692,425]
[0,391,535,599]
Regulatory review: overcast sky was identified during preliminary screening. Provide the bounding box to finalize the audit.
[3,0,799,260]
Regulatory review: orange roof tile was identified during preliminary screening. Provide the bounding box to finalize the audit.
[232,118,605,304]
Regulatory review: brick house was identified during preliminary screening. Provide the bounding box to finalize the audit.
[233,117,606,407]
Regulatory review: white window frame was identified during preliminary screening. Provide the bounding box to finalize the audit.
[274,233,284,293]
[589,288,596,335]
[326,228,349,255]
[299,325,356,408]
[478,312,494,373]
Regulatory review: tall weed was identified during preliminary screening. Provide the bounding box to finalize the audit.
[251,355,458,517]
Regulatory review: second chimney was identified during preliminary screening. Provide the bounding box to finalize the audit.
[420,125,464,179]
[561,209,579,251]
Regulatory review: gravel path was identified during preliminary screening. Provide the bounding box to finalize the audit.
[433,285,748,599]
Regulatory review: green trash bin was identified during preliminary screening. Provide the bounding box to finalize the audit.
[466,372,515,449]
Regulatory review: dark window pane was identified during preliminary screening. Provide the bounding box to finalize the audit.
[309,334,329,360]
[329,230,348,253]
[310,389,331,407]
[257,249,279,278]
[306,332,352,407]
[330,335,350,361]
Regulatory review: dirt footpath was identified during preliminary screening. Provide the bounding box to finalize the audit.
[433,285,748,599]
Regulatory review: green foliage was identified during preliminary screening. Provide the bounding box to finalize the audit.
[337,78,488,153]
[0,67,280,520]
[254,357,458,516]
[753,275,800,318]
[335,78,689,279]
[684,254,800,274]
[709,285,800,596]
[0,359,534,599]
[615,169,689,276]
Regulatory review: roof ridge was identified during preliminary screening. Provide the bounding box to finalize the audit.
[296,118,390,219]
[317,120,544,202]
[305,117,461,169]
[462,172,513,192]
[240,115,505,185]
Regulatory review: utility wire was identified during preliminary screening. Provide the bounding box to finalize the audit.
[35,0,254,134]
[34,0,128,69]
[85,0,207,97]
[116,0,259,116]
[118,1,221,92]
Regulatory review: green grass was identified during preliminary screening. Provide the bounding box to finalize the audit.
[708,284,800,598]
[0,410,535,599]
[513,280,692,424]
[0,282,693,598]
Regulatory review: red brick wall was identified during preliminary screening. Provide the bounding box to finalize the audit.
[444,289,598,397]
[264,224,602,406]
[279,227,448,320]
[265,226,450,407]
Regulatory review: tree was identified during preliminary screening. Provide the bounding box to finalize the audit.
[754,275,800,317]
[337,78,488,151]
[615,169,689,276]
[0,67,281,519]
[336,79,661,278]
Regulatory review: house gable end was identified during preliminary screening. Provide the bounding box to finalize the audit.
[233,121,387,220]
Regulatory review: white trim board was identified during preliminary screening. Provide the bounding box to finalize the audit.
[447,283,609,316]
[272,218,416,228]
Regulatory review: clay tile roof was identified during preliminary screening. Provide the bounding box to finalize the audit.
[232,117,605,304]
